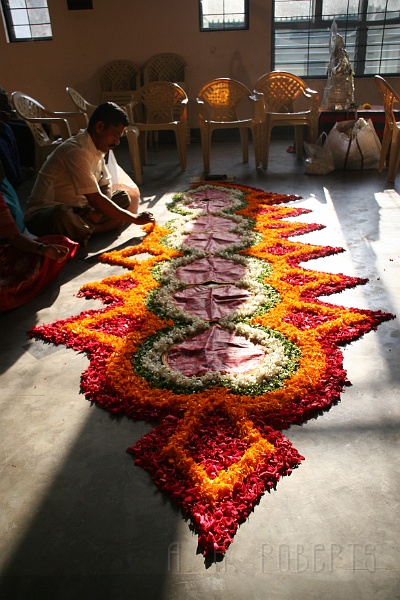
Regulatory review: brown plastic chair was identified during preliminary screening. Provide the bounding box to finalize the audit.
[128,81,188,171]
[98,60,141,105]
[11,91,87,171]
[374,75,400,183]
[142,52,190,143]
[254,71,319,169]
[196,78,263,173]
[142,53,188,90]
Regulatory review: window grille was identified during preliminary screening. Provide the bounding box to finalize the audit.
[273,0,400,77]
[199,0,249,31]
[1,0,52,42]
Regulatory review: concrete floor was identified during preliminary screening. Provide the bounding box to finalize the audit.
[0,136,399,600]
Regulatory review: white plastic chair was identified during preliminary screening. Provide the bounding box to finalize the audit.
[66,87,142,184]
[66,87,97,124]
[11,91,87,171]
[129,81,188,171]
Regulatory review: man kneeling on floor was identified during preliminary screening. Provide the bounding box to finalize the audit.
[24,102,154,245]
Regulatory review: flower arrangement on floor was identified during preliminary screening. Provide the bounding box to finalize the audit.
[29,183,395,557]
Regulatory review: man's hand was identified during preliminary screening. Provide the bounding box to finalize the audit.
[134,211,155,225]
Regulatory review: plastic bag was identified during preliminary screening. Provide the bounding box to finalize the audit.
[105,149,140,213]
[304,132,335,175]
[325,118,381,170]
[321,21,354,110]
[105,149,120,185]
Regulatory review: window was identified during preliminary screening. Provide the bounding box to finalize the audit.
[273,0,400,77]
[1,0,52,42]
[199,0,249,31]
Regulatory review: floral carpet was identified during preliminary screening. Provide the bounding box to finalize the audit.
[29,183,395,557]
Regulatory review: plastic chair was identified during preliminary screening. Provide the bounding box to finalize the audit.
[196,78,263,173]
[66,87,97,123]
[254,71,319,169]
[143,53,188,89]
[124,125,143,185]
[142,52,190,143]
[98,60,142,105]
[66,87,142,184]
[374,75,400,183]
[11,91,87,172]
[128,81,188,171]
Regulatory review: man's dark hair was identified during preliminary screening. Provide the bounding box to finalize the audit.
[88,102,129,131]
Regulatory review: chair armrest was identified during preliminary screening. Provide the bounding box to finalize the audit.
[249,94,265,123]
[123,101,138,125]
[249,90,266,118]
[179,97,189,120]
[23,116,72,139]
[250,92,264,101]
[304,88,319,101]
[197,98,207,120]
[124,125,140,138]
[45,109,87,130]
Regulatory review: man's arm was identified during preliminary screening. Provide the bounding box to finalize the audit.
[85,190,154,225]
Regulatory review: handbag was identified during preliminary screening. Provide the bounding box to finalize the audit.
[325,118,381,170]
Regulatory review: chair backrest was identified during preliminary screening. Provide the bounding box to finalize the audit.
[132,81,187,124]
[375,75,400,131]
[99,60,141,92]
[254,71,314,113]
[143,53,188,89]
[197,78,253,122]
[11,91,53,145]
[66,87,96,120]
[98,60,142,105]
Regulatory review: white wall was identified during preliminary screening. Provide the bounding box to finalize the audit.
[0,0,397,128]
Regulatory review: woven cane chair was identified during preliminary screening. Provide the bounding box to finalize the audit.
[11,91,87,171]
[196,78,263,173]
[254,71,319,169]
[98,60,142,106]
[129,81,188,170]
[374,75,400,183]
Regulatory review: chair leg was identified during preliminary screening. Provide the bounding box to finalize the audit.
[138,131,148,166]
[253,123,262,168]
[262,120,272,169]
[200,125,210,172]
[125,127,143,185]
[380,127,392,173]
[294,126,304,159]
[239,128,249,163]
[387,130,400,182]
[176,124,187,171]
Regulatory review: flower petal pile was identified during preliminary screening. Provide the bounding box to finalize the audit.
[29,184,395,558]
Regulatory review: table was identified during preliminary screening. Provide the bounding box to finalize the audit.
[318,105,399,141]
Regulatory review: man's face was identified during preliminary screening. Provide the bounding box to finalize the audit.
[91,121,125,153]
